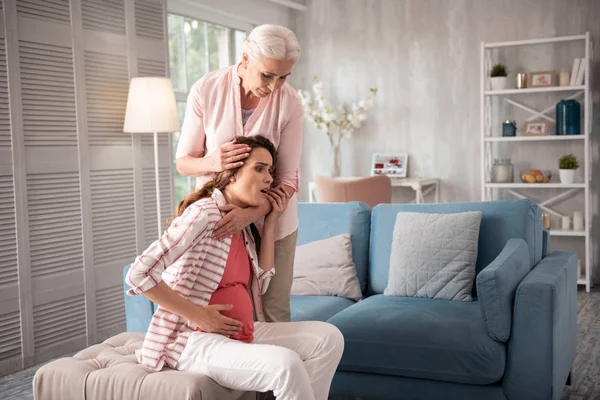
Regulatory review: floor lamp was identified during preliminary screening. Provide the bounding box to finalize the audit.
[123,77,181,238]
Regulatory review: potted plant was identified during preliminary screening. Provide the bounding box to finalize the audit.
[490,64,509,90]
[558,154,579,184]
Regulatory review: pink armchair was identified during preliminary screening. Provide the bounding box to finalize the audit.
[314,175,392,208]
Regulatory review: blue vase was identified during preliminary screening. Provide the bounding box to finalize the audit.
[556,99,581,135]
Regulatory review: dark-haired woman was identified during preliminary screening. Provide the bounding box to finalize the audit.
[126,136,343,400]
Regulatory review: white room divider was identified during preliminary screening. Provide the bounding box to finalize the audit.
[0,0,172,377]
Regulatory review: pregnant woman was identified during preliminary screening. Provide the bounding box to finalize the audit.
[126,137,343,400]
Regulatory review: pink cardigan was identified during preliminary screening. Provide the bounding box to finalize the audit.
[176,65,304,240]
[125,189,274,371]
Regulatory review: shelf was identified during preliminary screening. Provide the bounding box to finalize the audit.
[482,32,592,293]
[485,86,585,96]
[485,34,586,48]
[549,230,586,237]
[485,183,585,189]
[484,135,585,142]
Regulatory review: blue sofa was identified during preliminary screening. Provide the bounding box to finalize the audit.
[124,199,577,400]
[291,199,577,400]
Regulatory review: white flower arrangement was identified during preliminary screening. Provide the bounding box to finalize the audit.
[297,76,377,176]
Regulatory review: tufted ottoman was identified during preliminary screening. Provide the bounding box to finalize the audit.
[33,332,255,400]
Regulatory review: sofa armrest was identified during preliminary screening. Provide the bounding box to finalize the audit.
[123,265,154,333]
[476,238,530,342]
[503,251,578,400]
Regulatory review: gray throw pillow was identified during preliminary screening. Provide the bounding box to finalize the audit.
[384,211,482,301]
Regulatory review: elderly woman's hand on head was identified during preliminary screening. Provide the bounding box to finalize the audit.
[207,140,251,173]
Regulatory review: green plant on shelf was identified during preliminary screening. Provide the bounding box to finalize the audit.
[559,154,579,170]
[490,63,509,77]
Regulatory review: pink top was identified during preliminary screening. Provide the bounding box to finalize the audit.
[176,65,304,240]
[125,189,273,371]
[197,232,255,343]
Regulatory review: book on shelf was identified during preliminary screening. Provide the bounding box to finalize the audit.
[575,62,586,86]
[569,58,580,86]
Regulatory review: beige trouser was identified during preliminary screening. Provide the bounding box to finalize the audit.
[261,230,298,323]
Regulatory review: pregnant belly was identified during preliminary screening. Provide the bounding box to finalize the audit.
[198,285,254,343]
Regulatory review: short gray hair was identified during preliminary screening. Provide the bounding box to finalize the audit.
[243,24,301,62]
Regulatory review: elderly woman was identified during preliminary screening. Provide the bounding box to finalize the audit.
[175,24,303,324]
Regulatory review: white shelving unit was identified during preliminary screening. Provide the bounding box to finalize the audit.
[480,33,593,292]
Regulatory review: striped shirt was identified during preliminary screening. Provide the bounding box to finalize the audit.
[125,189,275,371]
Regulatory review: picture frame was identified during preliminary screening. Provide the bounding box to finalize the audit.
[522,120,550,136]
[528,70,556,87]
[371,153,408,178]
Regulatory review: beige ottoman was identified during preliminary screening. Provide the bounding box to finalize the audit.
[33,332,255,400]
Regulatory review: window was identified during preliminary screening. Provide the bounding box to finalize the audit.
[168,14,247,205]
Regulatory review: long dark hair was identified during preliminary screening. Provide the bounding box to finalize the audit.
[176,135,277,217]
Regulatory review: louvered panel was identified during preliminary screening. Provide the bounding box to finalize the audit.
[84,51,131,146]
[135,0,164,41]
[27,173,83,278]
[0,311,21,363]
[0,176,17,287]
[142,166,172,247]
[140,131,169,146]
[96,285,125,335]
[33,294,86,351]
[19,41,77,147]
[138,58,166,77]
[90,170,136,264]
[82,0,126,36]
[0,40,10,149]
[17,0,70,25]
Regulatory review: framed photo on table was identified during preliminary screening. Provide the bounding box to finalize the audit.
[371,153,408,178]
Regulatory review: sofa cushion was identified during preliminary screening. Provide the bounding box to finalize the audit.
[476,238,531,342]
[369,199,542,296]
[327,295,506,385]
[33,332,253,400]
[290,295,356,322]
[292,234,362,301]
[297,202,371,293]
[384,211,482,301]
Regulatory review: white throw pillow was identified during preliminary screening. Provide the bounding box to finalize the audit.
[291,234,362,301]
[384,211,482,301]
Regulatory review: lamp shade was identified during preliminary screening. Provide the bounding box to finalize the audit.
[123,77,181,133]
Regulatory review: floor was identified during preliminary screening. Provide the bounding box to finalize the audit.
[1,288,599,400]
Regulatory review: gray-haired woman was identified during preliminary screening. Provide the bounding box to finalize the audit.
[176,24,303,325]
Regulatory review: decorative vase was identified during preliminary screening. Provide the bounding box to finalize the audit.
[490,77,507,90]
[559,69,571,86]
[331,144,341,177]
[515,73,527,89]
[556,99,581,135]
[559,169,576,184]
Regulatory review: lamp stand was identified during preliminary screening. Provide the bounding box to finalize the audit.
[153,131,162,238]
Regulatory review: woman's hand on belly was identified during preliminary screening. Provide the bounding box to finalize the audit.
[191,304,244,336]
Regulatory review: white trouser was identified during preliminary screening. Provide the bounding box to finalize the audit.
[177,320,344,400]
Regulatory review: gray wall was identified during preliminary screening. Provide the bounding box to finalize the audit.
[290,0,600,282]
